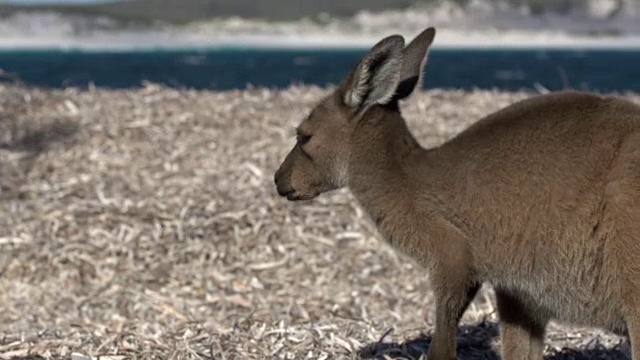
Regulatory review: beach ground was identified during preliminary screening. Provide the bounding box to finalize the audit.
[0,84,637,359]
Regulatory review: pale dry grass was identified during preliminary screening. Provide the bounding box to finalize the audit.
[0,83,638,359]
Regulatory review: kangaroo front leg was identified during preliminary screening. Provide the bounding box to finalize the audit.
[427,279,479,360]
[624,305,640,360]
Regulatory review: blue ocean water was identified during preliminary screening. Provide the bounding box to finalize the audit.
[0,48,639,92]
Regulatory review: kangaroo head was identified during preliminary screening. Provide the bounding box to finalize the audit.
[274,27,436,201]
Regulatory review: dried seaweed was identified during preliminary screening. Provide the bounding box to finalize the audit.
[0,83,638,359]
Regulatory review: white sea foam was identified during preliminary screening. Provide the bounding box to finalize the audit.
[2,30,640,51]
[1,0,640,50]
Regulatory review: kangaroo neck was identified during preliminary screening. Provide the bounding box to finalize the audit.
[347,108,424,230]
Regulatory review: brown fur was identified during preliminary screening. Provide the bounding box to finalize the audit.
[274,27,640,359]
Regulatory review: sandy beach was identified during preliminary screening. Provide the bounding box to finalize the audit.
[0,84,638,359]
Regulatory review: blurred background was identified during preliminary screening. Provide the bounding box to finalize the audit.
[0,0,639,92]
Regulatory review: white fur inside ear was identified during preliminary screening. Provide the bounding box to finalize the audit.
[345,70,369,107]
[366,55,402,106]
[345,55,402,108]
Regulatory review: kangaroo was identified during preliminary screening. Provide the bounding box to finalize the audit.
[273,27,640,360]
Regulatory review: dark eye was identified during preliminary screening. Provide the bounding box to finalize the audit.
[297,133,311,145]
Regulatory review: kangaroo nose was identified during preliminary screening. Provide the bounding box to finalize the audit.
[277,186,294,197]
[274,170,293,197]
[274,171,280,186]
[276,180,295,197]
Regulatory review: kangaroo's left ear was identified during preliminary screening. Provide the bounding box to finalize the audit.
[342,34,405,110]
[392,27,436,102]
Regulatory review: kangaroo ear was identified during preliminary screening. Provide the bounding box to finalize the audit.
[392,27,436,102]
[342,35,405,110]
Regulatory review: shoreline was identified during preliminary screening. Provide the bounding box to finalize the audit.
[2,30,640,51]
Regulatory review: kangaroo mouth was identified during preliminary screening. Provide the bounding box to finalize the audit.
[276,183,320,201]
[286,191,318,201]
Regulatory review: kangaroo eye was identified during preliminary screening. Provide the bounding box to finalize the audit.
[297,134,311,145]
